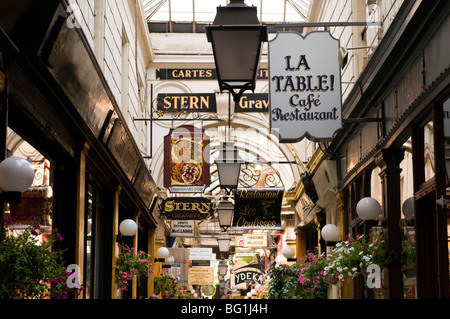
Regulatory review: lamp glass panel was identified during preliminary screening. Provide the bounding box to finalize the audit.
[210,29,262,82]
[217,162,241,188]
[218,209,234,228]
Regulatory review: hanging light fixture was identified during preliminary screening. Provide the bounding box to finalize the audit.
[216,196,234,231]
[217,235,231,253]
[215,141,244,191]
[218,259,228,278]
[205,0,268,103]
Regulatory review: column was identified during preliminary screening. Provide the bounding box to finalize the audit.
[111,185,122,299]
[376,148,405,299]
[147,226,156,296]
[295,227,306,259]
[132,211,140,299]
[75,143,90,298]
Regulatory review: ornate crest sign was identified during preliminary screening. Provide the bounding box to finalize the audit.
[164,125,210,193]
[269,31,342,142]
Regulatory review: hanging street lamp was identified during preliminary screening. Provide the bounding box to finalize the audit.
[205,0,268,103]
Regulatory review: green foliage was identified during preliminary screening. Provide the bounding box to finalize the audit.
[0,216,83,299]
[154,274,193,299]
[114,245,153,291]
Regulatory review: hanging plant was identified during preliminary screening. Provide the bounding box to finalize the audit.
[0,216,84,299]
[114,245,154,291]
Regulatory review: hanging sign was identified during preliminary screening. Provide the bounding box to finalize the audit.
[164,125,210,193]
[156,68,268,80]
[234,94,269,113]
[157,93,217,112]
[188,267,214,286]
[269,31,342,142]
[243,233,268,248]
[170,220,195,237]
[232,188,283,230]
[161,197,214,220]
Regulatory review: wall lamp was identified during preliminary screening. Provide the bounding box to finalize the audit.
[356,197,386,227]
[0,157,34,228]
[282,246,297,262]
[321,224,340,246]
[155,246,174,268]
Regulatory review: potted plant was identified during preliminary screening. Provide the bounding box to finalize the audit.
[114,245,153,292]
[323,232,392,285]
[0,216,83,299]
[154,274,193,299]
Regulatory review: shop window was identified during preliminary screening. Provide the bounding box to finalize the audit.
[443,98,450,186]
[6,131,54,242]
[84,175,112,299]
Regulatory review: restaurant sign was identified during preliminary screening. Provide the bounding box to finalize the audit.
[269,31,342,142]
[232,188,283,230]
[160,197,214,220]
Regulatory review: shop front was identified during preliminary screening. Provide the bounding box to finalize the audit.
[322,0,450,299]
[0,1,158,299]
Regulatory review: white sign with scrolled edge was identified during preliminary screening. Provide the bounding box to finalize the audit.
[269,31,343,142]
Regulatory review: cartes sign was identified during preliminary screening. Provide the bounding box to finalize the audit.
[161,197,214,220]
[232,188,283,230]
[269,31,342,142]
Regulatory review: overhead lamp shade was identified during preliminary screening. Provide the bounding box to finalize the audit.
[157,246,170,259]
[216,197,234,230]
[217,235,231,253]
[215,142,243,189]
[205,0,268,101]
[165,255,175,265]
[282,246,295,259]
[356,197,381,220]
[321,224,340,242]
[402,197,415,220]
[0,157,34,192]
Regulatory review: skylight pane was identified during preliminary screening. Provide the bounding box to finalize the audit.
[171,0,193,21]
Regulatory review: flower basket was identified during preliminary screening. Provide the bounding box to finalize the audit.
[323,275,339,285]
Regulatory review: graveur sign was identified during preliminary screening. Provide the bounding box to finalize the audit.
[233,188,283,230]
[269,31,342,142]
[161,197,214,220]
[234,94,269,113]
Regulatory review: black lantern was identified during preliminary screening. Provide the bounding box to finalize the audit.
[215,141,243,190]
[205,0,268,103]
[216,196,234,231]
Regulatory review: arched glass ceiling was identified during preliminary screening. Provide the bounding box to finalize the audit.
[143,0,310,24]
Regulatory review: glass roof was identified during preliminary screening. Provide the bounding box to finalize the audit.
[143,0,310,24]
